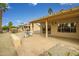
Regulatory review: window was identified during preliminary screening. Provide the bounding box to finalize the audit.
[58,23,76,33]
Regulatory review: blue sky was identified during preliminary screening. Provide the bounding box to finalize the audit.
[2,3,79,26]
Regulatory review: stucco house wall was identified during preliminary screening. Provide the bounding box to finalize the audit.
[50,18,79,39]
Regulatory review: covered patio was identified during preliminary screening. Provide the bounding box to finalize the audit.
[29,7,79,39]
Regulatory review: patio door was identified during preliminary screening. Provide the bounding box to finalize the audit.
[48,25,51,34]
[42,25,51,34]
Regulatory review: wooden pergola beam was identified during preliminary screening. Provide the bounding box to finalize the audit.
[30,7,79,23]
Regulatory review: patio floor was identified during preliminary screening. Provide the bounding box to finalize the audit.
[11,32,79,56]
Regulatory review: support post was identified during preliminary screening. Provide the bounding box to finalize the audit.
[45,20,48,38]
[30,23,34,34]
[40,23,42,34]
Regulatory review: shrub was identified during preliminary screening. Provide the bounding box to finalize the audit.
[48,52,52,56]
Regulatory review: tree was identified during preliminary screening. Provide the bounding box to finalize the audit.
[8,21,13,31]
[48,8,53,15]
[0,3,8,31]
[2,25,8,30]
[60,9,64,12]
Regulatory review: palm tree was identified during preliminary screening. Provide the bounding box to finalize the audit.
[48,8,53,15]
[0,3,8,32]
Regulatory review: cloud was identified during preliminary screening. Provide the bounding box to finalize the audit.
[59,3,73,5]
[28,3,38,6]
[7,5,11,9]
[32,3,37,6]
[16,20,21,23]
[6,4,11,9]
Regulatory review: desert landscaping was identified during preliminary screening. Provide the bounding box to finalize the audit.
[0,3,79,56]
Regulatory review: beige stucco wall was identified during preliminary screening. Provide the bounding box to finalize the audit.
[30,23,40,33]
[33,23,40,32]
[51,18,79,39]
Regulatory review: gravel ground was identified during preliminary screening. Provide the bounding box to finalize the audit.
[0,33,18,56]
[11,32,79,56]
[40,43,79,56]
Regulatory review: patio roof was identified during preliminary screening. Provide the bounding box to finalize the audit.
[30,6,79,23]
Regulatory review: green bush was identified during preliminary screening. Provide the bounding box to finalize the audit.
[75,53,79,56]
[65,52,70,56]
[2,26,8,30]
[48,52,52,56]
